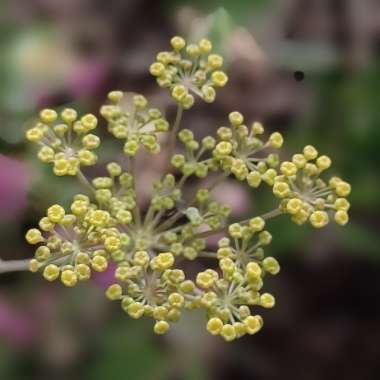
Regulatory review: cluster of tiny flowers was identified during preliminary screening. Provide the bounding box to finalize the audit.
[272,145,351,228]
[150,36,228,108]
[212,111,283,187]
[26,198,125,286]
[23,36,351,341]
[100,92,169,156]
[26,108,99,175]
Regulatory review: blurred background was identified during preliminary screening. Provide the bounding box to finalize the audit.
[1,0,380,379]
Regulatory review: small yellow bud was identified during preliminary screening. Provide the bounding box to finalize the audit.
[316,155,332,170]
[106,284,123,300]
[246,262,262,281]
[40,109,58,123]
[334,210,349,226]
[199,38,212,53]
[280,161,297,177]
[244,315,263,335]
[53,158,70,176]
[252,122,264,135]
[233,322,247,338]
[35,245,51,261]
[211,71,228,87]
[303,145,318,160]
[228,111,244,127]
[263,257,280,275]
[78,150,97,166]
[127,302,144,319]
[273,182,291,198]
[133,251,150,267]
[249,217,265,232]
[153,306,168,320]
[286,198,303,215]
[269,132,284,149]
[155,252,175,270]
[196,271,215,289]
[207,317,224,335]
[29,259,39,272]
[150,62,165,77]
[26,128,43,142]
[215,141,232,157]
[104,236,121,252]
[107,91,124,103]
[292,153,307,168]
[219,258,235,274]
[186,43,200,57]
[47,204,65,223]
[168,293,184,308]
[247,171,262,188]
[334,198,350,211]
[61,108,78,123]
[329,176,342,188]
[309,211,329,228]
[37,146,55,162]
[260,293,275,308]
[61,270,78,287]
[81,114,98,131]
[179,280,195,293]
[172,85,188,101]
[25,228,44,244]
[76,264,91,280]
[201,85,216,103]
[91,255,108,272]
[228,223,242,238]
[43,264,60,281]
[170,36,186,51]
[220,324,236,342]
[71,200,88,216]
[82,134,100,150]
[89,210,110,227]
[335,181,351,197]
[154,320,170,335]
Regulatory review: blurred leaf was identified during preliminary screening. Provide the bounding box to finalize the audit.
[89,319,166,380]
[334,222,380,259]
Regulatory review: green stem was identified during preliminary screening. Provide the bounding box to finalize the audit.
[77,169,95,194]
[168,105,184,161]
[240,208,283,224]
[193,208,283,240]
[0,259,30,273]
[129,157,142,227]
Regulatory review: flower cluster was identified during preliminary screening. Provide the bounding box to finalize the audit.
[150,36,228,108]
[212,111,283,186]
[272,146,351,227]
[26,108,99,176]
[26,199,125,286]
[100,92,169,156]
[23,36,352,341]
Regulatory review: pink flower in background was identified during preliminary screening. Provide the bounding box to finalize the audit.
[92,262,117,289]
[0,155,29,219]
[68,59,109,98]
[0,297,36,347]
[212,181,249,216]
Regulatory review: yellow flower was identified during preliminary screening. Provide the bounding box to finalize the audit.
[207,318,224,335]
[154,320,170,335]
[47,204,65,223]
[25,228,44,244]
[309,211,329,228]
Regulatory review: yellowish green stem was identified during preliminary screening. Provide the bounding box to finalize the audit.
[77,169,95,194]
[0,259,30,274]
[168,105,184,161]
